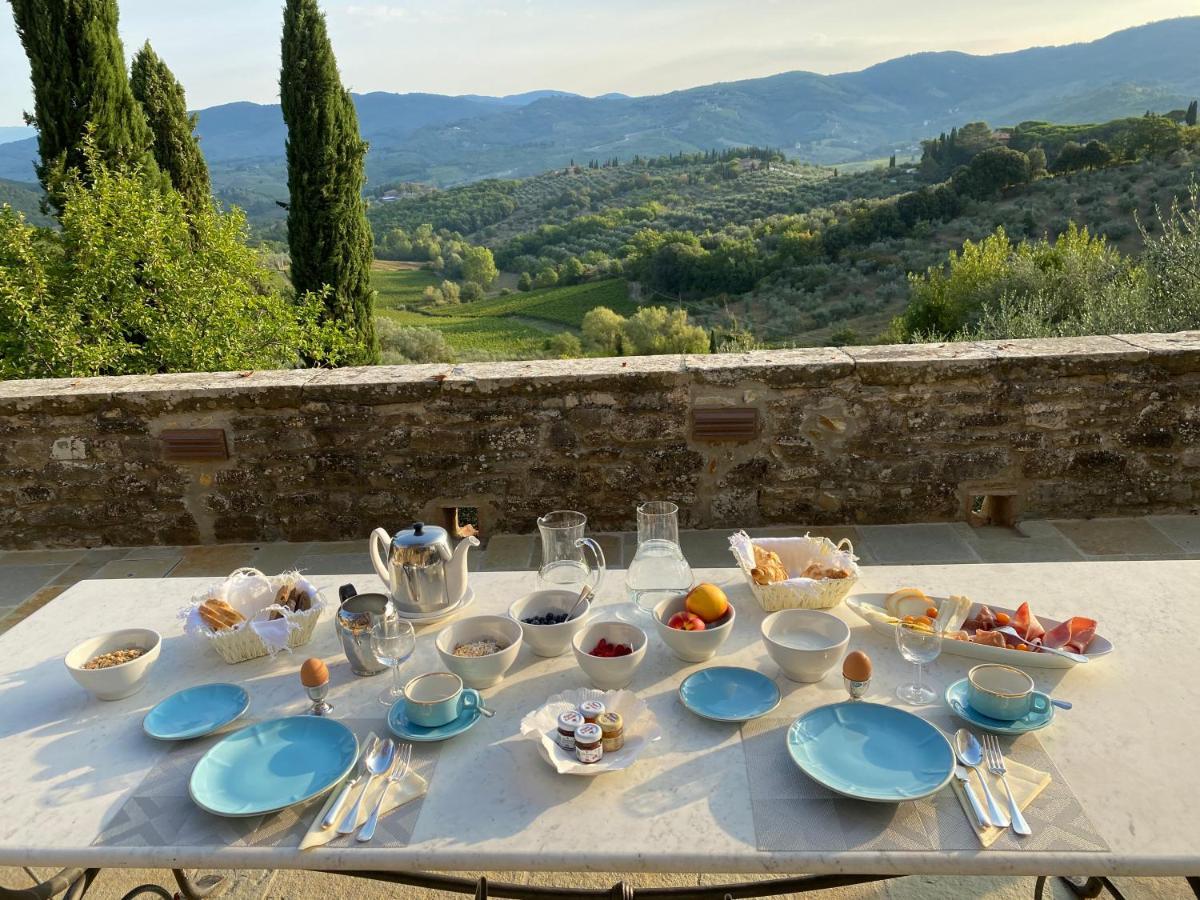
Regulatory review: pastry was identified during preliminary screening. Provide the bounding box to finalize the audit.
[199,598,245,631]
[800,562,850,580]
[750,544,789,585]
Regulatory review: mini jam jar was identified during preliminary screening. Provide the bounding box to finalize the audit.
[579,700,606,724]
[574,723,604,764]
[556,710,584,751]
[596,711,624,753]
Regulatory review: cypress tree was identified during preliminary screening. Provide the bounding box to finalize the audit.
[9,0,156,211]
[280,0,377,365]
[131,42,211,213]
[1187,100,1198,127]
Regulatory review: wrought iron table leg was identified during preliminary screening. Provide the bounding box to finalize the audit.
[170,870,226,900]
[0,869,95,900]
[1187,876,1200,899]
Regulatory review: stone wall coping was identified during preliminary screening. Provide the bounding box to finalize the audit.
[2,332,1199,402]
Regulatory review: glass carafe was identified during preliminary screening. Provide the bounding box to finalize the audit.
[536,510,606,594]
[625,500,693,615]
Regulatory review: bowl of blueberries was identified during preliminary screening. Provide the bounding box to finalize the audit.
[508,589,592,658]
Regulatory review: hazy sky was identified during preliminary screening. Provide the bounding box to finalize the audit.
[1,1,1196,126]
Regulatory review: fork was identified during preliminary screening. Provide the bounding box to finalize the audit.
[984,734,1031,836]
[357,742,413,842]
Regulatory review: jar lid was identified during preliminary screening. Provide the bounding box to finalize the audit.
[557,710,584,730]
[596,711,623,732]
[579,699,606,715]
[575,723,602,743]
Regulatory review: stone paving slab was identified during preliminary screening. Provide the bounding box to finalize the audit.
[1051,518,1186,558]
[0,563,71,606]
[92,557,182,579]
[953,522,1085,564]
[1146,516,1200,554]
[858,524,981,564]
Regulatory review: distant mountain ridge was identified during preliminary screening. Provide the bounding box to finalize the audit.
[0,17,1196,208]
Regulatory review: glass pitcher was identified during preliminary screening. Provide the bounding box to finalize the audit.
[625,500,694,615]
[536,510,606,593]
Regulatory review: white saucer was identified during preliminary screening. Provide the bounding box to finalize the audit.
[394,588,474,624]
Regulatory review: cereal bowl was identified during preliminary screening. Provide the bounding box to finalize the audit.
[64,628,161,701]
[509,590,591,657]
[652,594,735,663]
[435,615,523,689]
[571,620,647,690]
[761,609,849,682]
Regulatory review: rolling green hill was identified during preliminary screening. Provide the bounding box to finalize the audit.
[0,178,52,227]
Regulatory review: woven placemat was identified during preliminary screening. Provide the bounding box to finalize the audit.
[741,709,1108,853]
[93,718,437,850]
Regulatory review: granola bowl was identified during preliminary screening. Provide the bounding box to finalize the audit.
[435,615,523,690]
[65,628,161,701]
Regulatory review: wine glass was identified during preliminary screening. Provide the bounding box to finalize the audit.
[371,617,416,707]
[894,620,942,705]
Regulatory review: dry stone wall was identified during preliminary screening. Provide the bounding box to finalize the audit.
[2,333,1198,549]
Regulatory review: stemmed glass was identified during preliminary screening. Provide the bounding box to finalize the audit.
[894,620,942,705]
[371,617,416,707]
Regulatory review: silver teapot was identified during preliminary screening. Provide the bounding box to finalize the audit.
[369,522,478,617]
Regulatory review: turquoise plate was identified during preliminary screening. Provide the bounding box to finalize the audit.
[189,716,358,817]
[388,701,481,742]
[787,702,955,803]
[945,678,1054,735]
[143,683,250,741]
[678,666,781,723]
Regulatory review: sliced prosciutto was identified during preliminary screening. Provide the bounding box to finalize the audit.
[971,630,1008,648]
[967,605,998,631]
[1042,617,1098,654]
[1011,602,1045,643]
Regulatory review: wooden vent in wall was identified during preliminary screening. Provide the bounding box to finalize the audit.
[691,406,759,441]
[160,428,229,462]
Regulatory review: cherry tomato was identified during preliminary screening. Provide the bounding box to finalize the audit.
[995,612,1011,626]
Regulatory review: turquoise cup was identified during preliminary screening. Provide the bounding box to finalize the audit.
[403,672,481,727]
[967,664,1050,721]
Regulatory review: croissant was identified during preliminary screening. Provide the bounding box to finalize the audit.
[199,598,245,631]
[750,545,789,585]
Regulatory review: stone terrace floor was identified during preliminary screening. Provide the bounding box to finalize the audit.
[3,516,1200,899]
[5,515,1200,632]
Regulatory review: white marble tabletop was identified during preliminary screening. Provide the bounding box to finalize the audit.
[0,562,1196,877]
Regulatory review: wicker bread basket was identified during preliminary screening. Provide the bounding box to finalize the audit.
[183,568,325,664]
[728,532,859,611]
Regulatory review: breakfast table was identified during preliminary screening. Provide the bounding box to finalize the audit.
[1,561,1198,900]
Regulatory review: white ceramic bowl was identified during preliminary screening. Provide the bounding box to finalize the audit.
[64,628,161,700]
[652,594,735,662]
[760,609,850,682]
[571,620,647,690]
[508,590,591,657]
[435,615,523,689]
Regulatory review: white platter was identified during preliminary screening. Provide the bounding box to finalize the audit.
[519,687,661,776]
[846,592,1113,669]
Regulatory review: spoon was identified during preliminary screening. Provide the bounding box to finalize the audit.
[993,626,1089,664]
[567,585,594,621]
[337,737,395,834]
[954,728,1009,829]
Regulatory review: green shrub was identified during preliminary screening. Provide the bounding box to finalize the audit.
[375,319,456,363]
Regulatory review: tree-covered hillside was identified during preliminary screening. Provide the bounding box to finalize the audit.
[367,112,1200,351]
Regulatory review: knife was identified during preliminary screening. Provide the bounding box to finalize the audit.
[320,735,376,830]
[954,764,991,829]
